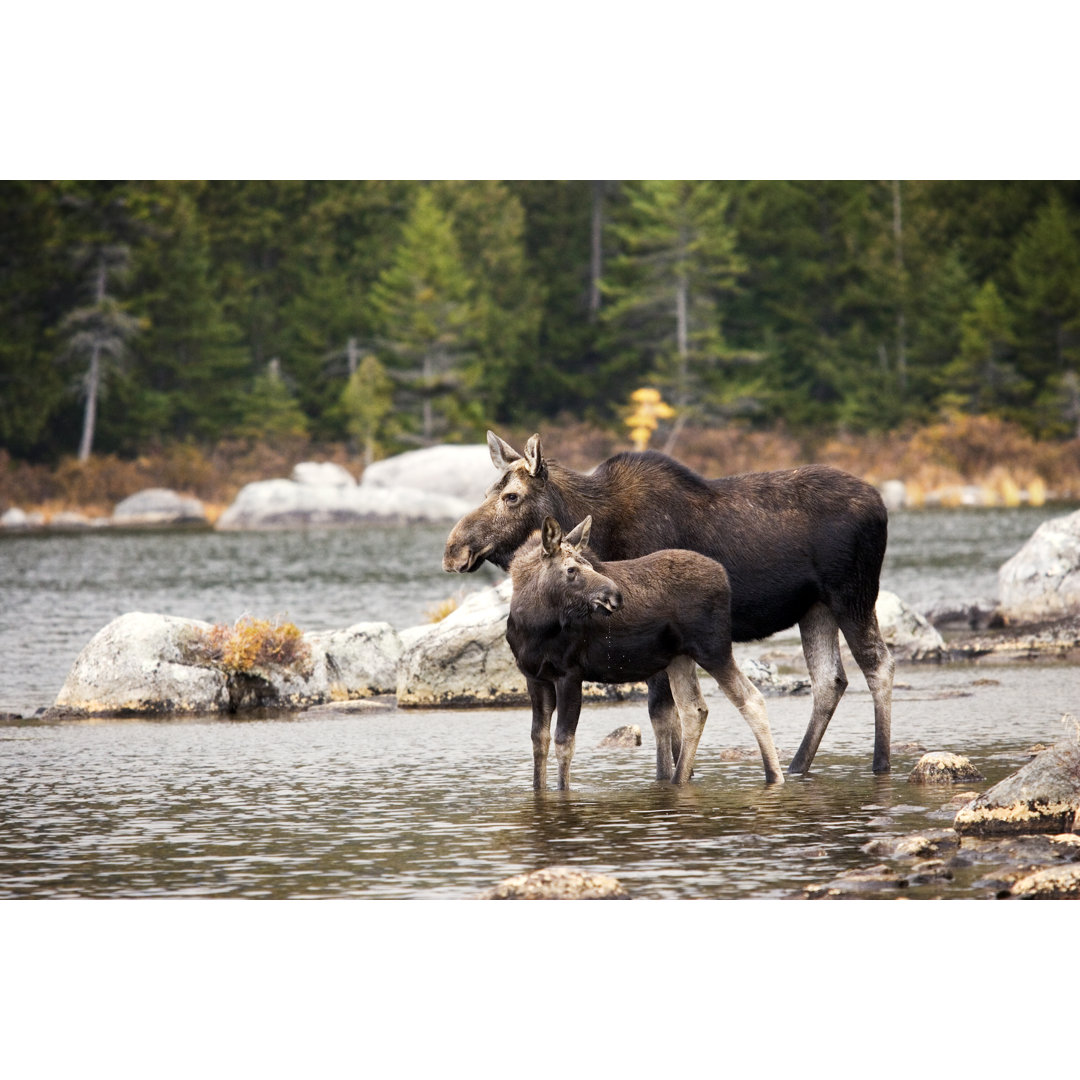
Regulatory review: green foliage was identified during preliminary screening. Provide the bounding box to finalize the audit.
[4,180,1080,465]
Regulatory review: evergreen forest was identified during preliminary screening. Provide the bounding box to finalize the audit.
[3,180,1080,467]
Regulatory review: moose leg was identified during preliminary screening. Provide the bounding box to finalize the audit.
[711,657,784,785]
[553,677,584,791]
[666,656,709,785]
[788,603,849,775]
[839,612,895,774]
[647,673,683,781]
[527,677,556,791]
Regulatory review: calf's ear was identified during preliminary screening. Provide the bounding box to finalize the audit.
[541,516,562,556]
[523,434,546,478]
[488,431,521,473]
[565,515,592,551]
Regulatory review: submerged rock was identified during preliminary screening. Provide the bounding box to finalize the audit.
[51,611,401,717]
[112,488,208,526]
[954,738,1080,836]
[598,725,642,748]
[998,508,1080,623]
[740,658,810,696]
[1007,863,1080,899]
[908,752,985,784]
[482,866,629,900]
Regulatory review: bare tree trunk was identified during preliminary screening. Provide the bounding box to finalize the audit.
[589,181,605,321]
[422,353,433,444]
[77,344,101,462]
[892,180,908,393]
[346,336,358,377]
[77,259,109,462]
[675,271,690,407]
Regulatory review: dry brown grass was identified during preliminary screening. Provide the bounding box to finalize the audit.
[188,616,312,675]
[4,415,1079,516]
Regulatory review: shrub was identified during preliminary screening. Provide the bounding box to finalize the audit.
[189,616,312,675]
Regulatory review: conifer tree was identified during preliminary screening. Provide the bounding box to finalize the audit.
[369,188,480,445]
[602,181,751,433]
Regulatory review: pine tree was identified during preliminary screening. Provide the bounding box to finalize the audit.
[368,188,480,445]
[602,181,749,429]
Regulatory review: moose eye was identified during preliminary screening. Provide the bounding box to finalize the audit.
[566,565,577,578]
[503,492,519,506]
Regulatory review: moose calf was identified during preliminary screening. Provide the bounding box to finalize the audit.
[506,515,784,791]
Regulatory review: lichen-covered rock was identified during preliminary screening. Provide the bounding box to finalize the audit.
[954,739,1080,836]
[361,443,494,503]
[598,725,642,748]
[112,488,208,526]
[216,478,471,529]
[54,612,229,715]
[875,590,946,660]
[51,612,401,717]
[908,751,985,784]
[482,866,629,900]
[998,508,1080,623]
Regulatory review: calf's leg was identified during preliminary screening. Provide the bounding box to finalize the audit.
[666,656,709,785]
[527,677,556,791]
[788,603,848,774]
[647,672,682,781]
[553,677,584,791]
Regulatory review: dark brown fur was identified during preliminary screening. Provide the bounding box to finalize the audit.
[445,432,895,773]
[506,518,783,790]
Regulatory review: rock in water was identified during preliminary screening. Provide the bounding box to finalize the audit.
[998,508,1080,623]
[954,738,1080,836]
[908,751,985,784]
[482,866,629,899]
[112,488,208,526]
[875,591,946,660]
[598,725,642,748]
[1008,864,1080,899]
[52,612,401,717]
[360,443,494,503]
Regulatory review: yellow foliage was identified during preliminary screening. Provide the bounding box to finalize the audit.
[192,616,311,674]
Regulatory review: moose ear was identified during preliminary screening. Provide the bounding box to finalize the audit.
[541,517,562,556]
[523,434,546,478]
[488,431,521,473]
[564,515,592,552]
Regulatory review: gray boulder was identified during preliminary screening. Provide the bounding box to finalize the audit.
[216,478,471,530]
[51,611,401,717]
[954,737,1080,836]
[908,751,985,784]
[482,866,629,900]
[740,658,811,696]
[396,580,527,707]
[112,488,208,526]
[291,461,356,487]
[998,508,1080,623]
[396,580,649,708]
[875,590,946,660]
[598,725,643,748]
[361,443,494,503]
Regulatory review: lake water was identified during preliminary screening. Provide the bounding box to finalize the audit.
[1,505,1077,899]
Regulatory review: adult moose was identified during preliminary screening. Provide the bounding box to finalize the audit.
[444,431,895,775]
[507,515,783,790]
